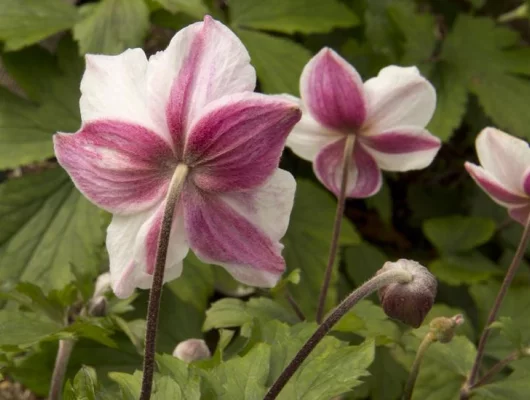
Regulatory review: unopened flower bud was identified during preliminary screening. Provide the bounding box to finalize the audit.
[429,314,464,343]
[94,272,111,298]
[172,339,211,363]
[88,296,108,317]
[377,259,437,328]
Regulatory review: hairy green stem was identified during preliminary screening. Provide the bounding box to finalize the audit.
[48,339,75,400]
[403,332,435,400]
[462,216,530,398]
[316,134,355,323]
[264,268,413,400]
[139,164,188,400]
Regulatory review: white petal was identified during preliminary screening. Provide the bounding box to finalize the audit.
[285,96,344,162]
[476,127,530,194]
[146,16,256,147]
[363,66,436,133]
[80,49,169,144]
[107,202,189,299]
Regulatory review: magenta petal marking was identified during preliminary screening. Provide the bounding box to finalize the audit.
[509,205,530,225]
[186,93,301,192]
[523,169,530,197]
[361,131,440,154]
[301,48,366,131]
[465,162,528,206]
[183,188,285,278]
[54,121,174,214]
[314,138,382,198]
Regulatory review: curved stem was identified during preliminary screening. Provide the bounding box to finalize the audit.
[462,216,530,396]
[471,350,520,390]
[140,164,188,400]
[285,290,305,321]
[264,268,412,400]
[316,134,355,323]
[48,339,75,400]
[403,332,436,400]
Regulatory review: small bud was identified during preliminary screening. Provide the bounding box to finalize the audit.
[94,272,111,298]
[88,296,108,317]
[429,314,464,343]
[377,259,437,328]
[173,339,211,363]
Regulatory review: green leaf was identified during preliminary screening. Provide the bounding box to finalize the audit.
[429,252,500,286]
[441,16,530,139]
[282,180,360,316]
[203,297,298,332]
[211,344,270,400]
[109,371,142,400]
[0,310,61,349]
[156,355,201,400]
[154,0,208,19]
[66,366,98,400]
[230,0,359,34]
[0,168,106,291]
[427,63,468,141]
[0,0,78,51]
[73,0,150,55]
[470,283,530,358]
[0,39,82,169]
[473,368,530,399]
[235,28,312,95]
[490,317,523,350]
[261,321,375,400]
[423,215,496,253]
[344,242,387,288]
[152,376,183,399]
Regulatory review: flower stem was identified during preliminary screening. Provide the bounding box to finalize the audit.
[462,216,530,397]
[316,134,355,323]
[264,268,412,400]
[285,290,306,321]
[48,339,75,400]
[140,164,188,400]
[403,332,436,400]
[471,350,520,390]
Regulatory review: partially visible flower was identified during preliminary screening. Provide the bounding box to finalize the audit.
[173,339,211,362]
[429,314,464,343]
[377,259,437,328]
[465,127,530,225]
[94,272,111,298]
[286,48,441,198]
[54,16,301,298]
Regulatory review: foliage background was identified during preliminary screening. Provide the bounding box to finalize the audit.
[1,0,530,399]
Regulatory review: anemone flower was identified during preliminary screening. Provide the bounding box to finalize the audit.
[286,48,441,199]
[54,16,301,299]
[465,127,530,225]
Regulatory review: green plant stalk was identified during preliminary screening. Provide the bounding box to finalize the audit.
[139,164,188,400]
[403,332,436,400]
[462,216,530,398]
[264,267,413,400]
[48,339,75,400]
[471,350,520,390]
[316,134,355,323]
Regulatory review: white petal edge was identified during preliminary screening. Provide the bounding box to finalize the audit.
[362,66,436,134]
[146,16,256,140]
[107,203,188,299]
[80,49,170,144]
[475,127,530,194]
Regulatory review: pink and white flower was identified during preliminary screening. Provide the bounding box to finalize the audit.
[286,48,441,198]
[54,16,301,298]
[465,127,530,225]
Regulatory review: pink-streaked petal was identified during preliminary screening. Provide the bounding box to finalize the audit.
[465,162,528,207]
[134,200,189,276]
[80,50,170,145]
[183,187,286,287]
[54,121,174,214]
[107,205,186,299]
[314,137,382,198]
[360,127,441,171]
[363,66,436,133]
[523,168,530,197]
[509,205,530,225]
[147,16,256,155]
[283,94,344,162]
[300,48,366,131]
[475,127,530,194]
[185,92,301,192]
